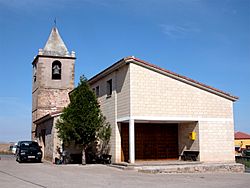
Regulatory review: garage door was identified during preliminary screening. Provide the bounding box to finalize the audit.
[121,123,178,162]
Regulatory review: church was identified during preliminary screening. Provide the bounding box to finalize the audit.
[32,27,238,164]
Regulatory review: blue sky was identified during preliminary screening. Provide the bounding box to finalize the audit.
[0,0,249,142]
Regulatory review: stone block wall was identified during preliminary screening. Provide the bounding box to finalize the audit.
[36,89,71,109]
[32,55,75,140]
[34,56,75,90]
[129,63,233,119]
[199,120,235,162]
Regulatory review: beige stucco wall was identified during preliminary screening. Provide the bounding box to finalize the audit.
[90,65,130,162]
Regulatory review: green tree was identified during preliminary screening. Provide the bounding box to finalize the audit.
[56,75,111,164]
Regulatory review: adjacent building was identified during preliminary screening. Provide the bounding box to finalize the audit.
[32,27,238,163]
[235,131,250,153]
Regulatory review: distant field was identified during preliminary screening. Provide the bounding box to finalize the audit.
[0,143,12,154]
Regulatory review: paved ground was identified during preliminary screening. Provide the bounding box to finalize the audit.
[0,155,249,188]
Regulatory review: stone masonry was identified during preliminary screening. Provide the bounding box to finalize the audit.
[32,27,75,140]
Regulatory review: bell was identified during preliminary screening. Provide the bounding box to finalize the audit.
[53,65,60,75]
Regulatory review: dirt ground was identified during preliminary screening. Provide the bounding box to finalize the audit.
[0,143,13,154]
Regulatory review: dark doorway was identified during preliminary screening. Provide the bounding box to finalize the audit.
[121,123,178,162]
[41,129,46,147]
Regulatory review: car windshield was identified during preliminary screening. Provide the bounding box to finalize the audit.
[20,142,39,148]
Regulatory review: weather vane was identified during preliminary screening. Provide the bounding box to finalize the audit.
[54,18,57,27]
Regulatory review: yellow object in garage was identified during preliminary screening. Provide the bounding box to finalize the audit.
[189,132,196,141]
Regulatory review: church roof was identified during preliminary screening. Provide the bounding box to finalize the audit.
[33,110,62,124]
[42,27,69,57]
[88,56,238,101]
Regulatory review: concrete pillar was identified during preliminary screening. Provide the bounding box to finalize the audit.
[129,119,135,163]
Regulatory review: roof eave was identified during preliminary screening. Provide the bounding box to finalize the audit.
[88,57,129,84]
[86,56,238,102]
[33,111,62,124]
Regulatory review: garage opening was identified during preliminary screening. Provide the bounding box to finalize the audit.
[121,123,178,162]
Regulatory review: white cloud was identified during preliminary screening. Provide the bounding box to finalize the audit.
[159,23,201,39]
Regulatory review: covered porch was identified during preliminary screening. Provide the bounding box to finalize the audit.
[118,118,199,163]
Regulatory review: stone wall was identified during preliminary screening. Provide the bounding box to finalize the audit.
[32,55,75,140]
[36,118,54,161]
[34,56,75,90]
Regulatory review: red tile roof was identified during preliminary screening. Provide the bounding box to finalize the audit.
[235,131,250,139]
[33,110,62,124]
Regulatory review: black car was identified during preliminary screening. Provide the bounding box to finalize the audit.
[16,141,42,163]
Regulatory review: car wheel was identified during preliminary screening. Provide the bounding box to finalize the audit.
[17,155,22,163]
[16,155,19,162]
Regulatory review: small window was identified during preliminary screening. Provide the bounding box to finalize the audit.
[52,60,61,80]
[107,79,112,97]
[96,86,100,97]
[33,64,37,82]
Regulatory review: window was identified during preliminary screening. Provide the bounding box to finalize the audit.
[96,86,100,97]
[106,79,112,97]
[33,64,37,82]
[52,60,61,80]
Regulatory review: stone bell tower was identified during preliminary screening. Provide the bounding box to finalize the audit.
[31,27,75,139]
